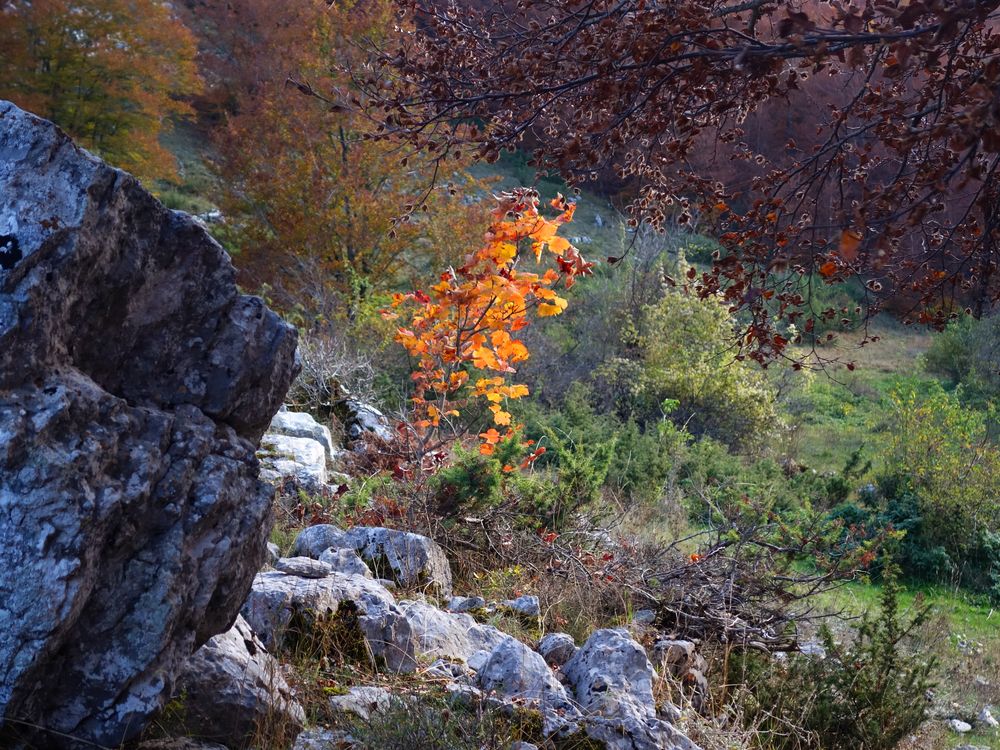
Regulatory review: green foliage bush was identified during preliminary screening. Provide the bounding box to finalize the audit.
[597,289,782,452]
[923,312,1000,411]
[829,383,1000,593]
[431,436,588,529]
[680,437,862,526]
[518,382,689,507]
[734,562,936,750]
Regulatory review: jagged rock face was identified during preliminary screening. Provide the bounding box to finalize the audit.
[477,637,583,737]
[0,102,298,748]
[173,615,305,747]
[564,629,697,750]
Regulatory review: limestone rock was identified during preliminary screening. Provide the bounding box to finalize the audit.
[274,556,335,579]
[342,527,453,596]
[241,570,397,653]
[652,639,696,677]
[291,524,348,559]
[425,658,478,683]
[269,410,338,463]
[477,638,582,736]
[447,595,487,613]
[564,629,697,750]
[978,706,998,729]
[949,718,973,733]
[334,398,391,445]
[266,542,281,566]
[292,728,357,750]
[501,594,541,618]
[537,633,577,668]
[292,525,452,595]
[319,548,373,578]
[389,600,510,668]
[333,398,392,446]
[327,686,393,721]
[259,434,327,492]
[0,102,297,749]
[172,615,305,747]
[632,609,657,626]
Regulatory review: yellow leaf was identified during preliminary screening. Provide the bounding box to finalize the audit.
[537,296,568,317]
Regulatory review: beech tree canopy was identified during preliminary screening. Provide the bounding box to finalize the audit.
[358,0,1000,362]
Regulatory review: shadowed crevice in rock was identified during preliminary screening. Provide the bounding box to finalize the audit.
[0,101,299,749]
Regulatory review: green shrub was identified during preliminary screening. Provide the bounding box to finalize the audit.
[432,446,504,517]
[875,384,1000,590]
[597,289,782,452]
[517,382,689,507]
[431,435,611,530]
[679,436,857,525]
[923,312,1000,412]
[734,561,936,750]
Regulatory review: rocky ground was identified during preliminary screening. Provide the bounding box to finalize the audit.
[139,409,709,750]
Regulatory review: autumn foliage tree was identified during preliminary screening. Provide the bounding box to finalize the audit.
[359,0,1000,361]
[0,0,200,183]
[205,0,486,318]
[385,188,593,456]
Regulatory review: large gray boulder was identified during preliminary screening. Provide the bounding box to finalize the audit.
[319,547,373,578]
[0,102,298,749]
[563,629,698,750]
[345,527,453,596]
[477,638,582,736]
[274,556,335,579]
[333,398,392,446]
[291,524,348,558]
[372,601,510,671]
[327,685,393,721]
[240,570,399,655]
[172,615,305,747]
[292,524,453,596]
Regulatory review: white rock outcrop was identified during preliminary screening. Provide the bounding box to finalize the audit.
[259,433,328,491]
[269,410,339,464]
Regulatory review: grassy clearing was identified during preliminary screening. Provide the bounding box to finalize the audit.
[781,318,937,473]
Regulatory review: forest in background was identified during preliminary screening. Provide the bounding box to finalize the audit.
[2,0,1000,748]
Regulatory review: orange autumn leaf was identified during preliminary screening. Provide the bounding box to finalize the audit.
[479,428,501,444]
[838,229,862,261]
